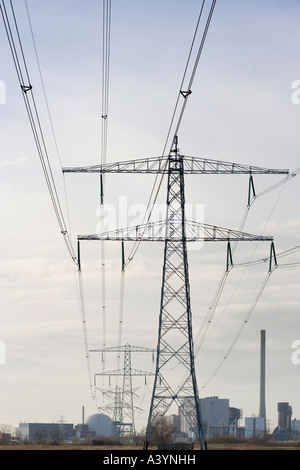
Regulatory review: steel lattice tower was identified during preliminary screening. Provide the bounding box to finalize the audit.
[92,343,155,441]
[64,137,288,449]
[143,139,205,448]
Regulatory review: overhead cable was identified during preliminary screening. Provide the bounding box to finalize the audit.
[99,0,112,375]
[77,244,97,400]
[24,0,75,251]
[200,268,274,391]
[125,0,217,265]
[1,0,77,264]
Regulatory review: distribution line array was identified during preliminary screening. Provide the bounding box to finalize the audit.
[3,0,300,267]
[99,0,112,375]
[0,0,77,265]
[95,0,220,405]
[0,0,97,398]
[121,0,218,268]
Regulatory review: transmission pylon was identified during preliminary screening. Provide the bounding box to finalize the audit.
[91,343,155,441]
[64,137,288,449]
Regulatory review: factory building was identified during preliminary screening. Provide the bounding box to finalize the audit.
[277,402,292,431]
[245,417,265,438]
[178,396,242,439]
[18,422,74,443]
[292,419,300,433]
[272,402,296,441]
[17,413,113,443]
[200,397,229,426]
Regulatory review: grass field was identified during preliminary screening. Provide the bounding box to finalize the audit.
[0,439,299,450]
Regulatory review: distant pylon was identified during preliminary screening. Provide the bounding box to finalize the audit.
[92,343,155,441]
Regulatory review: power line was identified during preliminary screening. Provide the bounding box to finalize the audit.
[24,0,75,253]
[255,168,298,199]
[100,0,111,169]
[77,251,96,400]
[200,268,275,391]
[99,0,112,374]
[1,0,77,264]
[191,163,296,385]
[125,0,217,266]
[1,0,98,403]
[162,0,206,158]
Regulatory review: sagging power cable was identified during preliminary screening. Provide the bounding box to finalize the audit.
[1,0,98,400]
[24,0,74,245]
[200,268,275,391]
[99,0,112,373]
[1,0,77,265]
[125,0,217,265]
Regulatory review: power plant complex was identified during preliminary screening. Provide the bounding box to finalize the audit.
[8,330,299,444]
[14,400,300,444]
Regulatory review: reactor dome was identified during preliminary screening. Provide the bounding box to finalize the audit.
[86,413,113,437]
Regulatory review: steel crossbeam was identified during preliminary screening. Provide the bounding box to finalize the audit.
[78,220,273,242]
[63,155,288,175]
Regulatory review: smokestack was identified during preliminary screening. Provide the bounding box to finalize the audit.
[259,330,266,430]
[82,405,85,426]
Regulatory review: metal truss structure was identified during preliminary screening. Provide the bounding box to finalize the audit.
[91,343,155,441]
[64,137,288,449]
[78,220,274,243]
[63,155,288,175]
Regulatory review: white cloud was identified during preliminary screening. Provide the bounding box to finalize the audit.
[0,156,27,167]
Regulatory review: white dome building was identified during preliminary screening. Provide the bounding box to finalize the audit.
[86,413,113,437]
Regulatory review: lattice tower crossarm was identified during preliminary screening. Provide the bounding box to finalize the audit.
[63,155,288,175]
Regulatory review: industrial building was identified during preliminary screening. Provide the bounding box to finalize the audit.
[292,419,300,433]
[15,326,299,445]
[17,413,114,443]
[245,417,265,438]
[200,397,229,425]
[272,402,298,441]
[18,422,74,443]
[277,402,293,431]
[85,413,113,437]
[176,396,242,440]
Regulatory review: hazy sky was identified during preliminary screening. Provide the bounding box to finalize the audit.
[1,0,300,434]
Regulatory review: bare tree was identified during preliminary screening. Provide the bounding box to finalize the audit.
[150,417,176,445]
[0,424,14,444]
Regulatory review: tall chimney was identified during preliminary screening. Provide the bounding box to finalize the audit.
[82,405,85,426]
[259,330,266,430]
